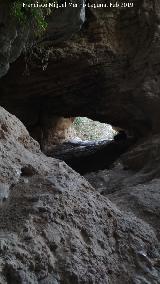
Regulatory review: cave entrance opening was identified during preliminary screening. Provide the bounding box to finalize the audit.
[71,117,116,142]
[47,116,134,175]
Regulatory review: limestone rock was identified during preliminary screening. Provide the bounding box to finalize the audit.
[0,0,160,148]
[0,3,29,78]
[0,107,160,284]
[85,135,160,241]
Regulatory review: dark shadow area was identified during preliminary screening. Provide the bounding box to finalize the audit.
[47,132,136,174]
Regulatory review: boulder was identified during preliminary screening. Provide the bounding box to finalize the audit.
[0,107,160,284]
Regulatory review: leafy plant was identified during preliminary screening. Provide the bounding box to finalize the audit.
[10,0,54,33]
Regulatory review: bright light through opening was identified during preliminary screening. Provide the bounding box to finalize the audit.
[72,117,117,142]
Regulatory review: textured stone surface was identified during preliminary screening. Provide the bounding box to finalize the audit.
[0,0,160,147]
[0,3,29,78]
[1,1,160,282]
[30,116,75,151]
[85,135,160,241]
[0,107,160,284]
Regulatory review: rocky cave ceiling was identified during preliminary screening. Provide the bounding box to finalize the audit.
[1,1,160,283]
[0,0,160,147]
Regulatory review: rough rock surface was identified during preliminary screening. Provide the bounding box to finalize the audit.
[0,3,29,78]
[1,1,160,282]
[0,0,160,149]
[1,108,160,284]
[30,116,75,151]
[85,136,160,241]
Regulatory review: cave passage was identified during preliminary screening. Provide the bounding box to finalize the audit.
[47,117,135,175]
[48,137,134,174]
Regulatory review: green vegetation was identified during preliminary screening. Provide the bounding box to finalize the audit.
[73,117,116,141]
[10,0,54,33]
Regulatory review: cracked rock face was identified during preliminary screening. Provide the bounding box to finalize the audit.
[0,108,160,284]
[85,135,160,241]
[1,1,160,282]
[0,0,160,148]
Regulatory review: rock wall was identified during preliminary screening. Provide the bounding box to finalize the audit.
[85,135,160,240]
[0,0,160,146]
[0,2,29,78]
[1,106,160,284]
[0,2,160,282]
[30,116,75,150]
